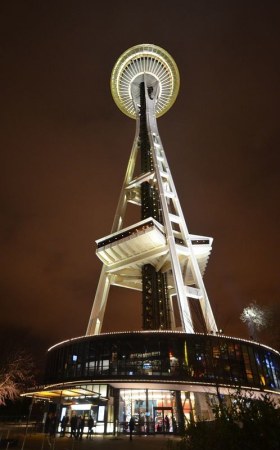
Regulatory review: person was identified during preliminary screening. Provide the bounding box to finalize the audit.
[70,414,77,438]
[145,416,150,434]
[49,413,57,438]
[87,416,94,438]
[75,416,81,439]
[164,415,170,432]
[47,412,57,446]
[44,412,52,435]
[129,417,135,441]
[172,417,178,434]
[139,415,145,433]
[77,416,85,439]
[60,415,69,437]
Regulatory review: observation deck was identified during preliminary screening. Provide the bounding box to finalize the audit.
[110,44,180,119]
[96,218,212,290]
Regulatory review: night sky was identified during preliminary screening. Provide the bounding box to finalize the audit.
[1,1,280,366]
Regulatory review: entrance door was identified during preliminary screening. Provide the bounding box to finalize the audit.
[153,407,173,433]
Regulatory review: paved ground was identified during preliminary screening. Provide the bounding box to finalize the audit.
[0,433,181,450]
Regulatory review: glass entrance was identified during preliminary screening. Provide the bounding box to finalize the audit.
[154,407,173,433]
[119,389,176,434]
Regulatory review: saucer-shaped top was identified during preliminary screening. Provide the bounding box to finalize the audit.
[110,44,180,119]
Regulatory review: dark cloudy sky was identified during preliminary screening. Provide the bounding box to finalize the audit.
[1,1,279,363]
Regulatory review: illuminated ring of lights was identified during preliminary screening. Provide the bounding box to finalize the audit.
[110,44,180,119]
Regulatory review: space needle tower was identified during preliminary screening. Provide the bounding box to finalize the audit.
[36,45,279,435]
[86,44,217,336]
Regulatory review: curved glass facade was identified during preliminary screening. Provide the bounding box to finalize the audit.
[45,332,280,392]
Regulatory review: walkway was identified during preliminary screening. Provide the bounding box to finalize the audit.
[0,433,181,450]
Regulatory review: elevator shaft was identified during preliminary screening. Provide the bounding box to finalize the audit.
[139,82,171,330]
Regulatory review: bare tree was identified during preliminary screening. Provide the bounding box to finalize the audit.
[0,351,35,406]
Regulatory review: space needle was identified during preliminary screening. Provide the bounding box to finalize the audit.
[87,43,217,337]
[25,45,280,436]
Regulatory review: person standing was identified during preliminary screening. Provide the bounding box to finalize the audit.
[47,412,57,446]
[164,415,170,432]
[49,413,57,438]
[87,416,94,438]
[70,414,77,438]
[129,417,135,441]
[77,416,85,439]
[60,415,69,437]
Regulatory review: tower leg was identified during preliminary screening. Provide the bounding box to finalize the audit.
[86,267,110,335]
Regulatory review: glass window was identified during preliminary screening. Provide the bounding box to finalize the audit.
[242,346,253,382]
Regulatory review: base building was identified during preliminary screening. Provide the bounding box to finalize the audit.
[27,44,280,435]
